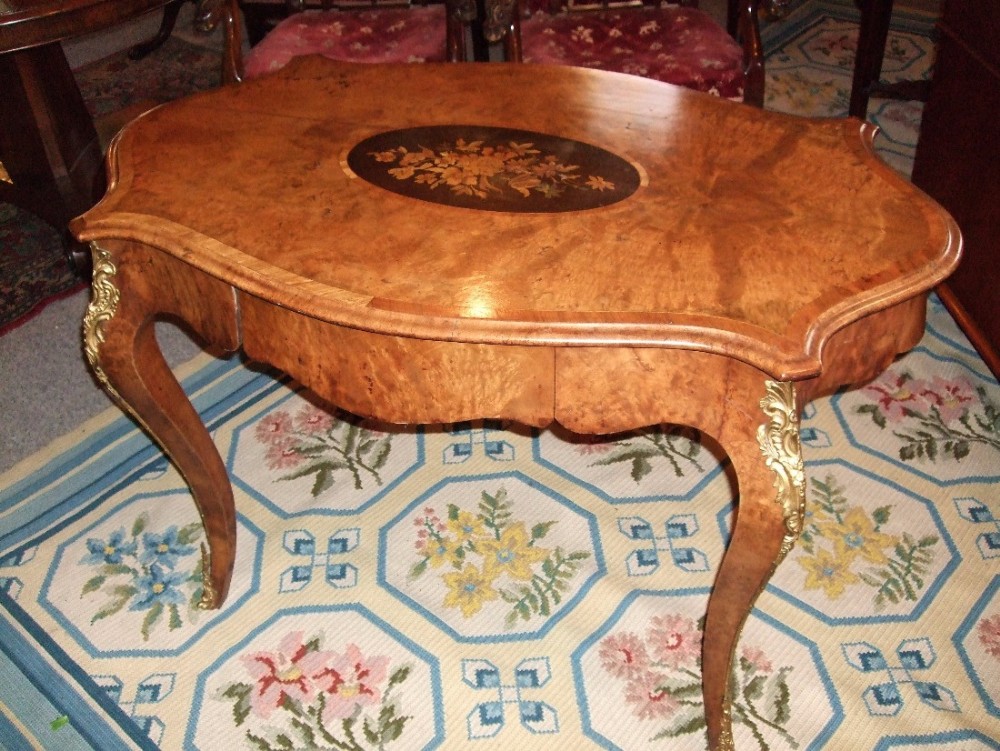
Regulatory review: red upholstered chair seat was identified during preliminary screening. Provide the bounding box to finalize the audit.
[520,5,746,100]
[243,5,449,79]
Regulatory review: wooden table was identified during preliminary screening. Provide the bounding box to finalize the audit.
[0,0,237,273]
[71,58,960,749]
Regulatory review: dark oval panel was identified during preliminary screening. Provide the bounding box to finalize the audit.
[347,125,641,212]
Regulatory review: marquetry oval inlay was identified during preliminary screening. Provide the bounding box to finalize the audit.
[346,125,641,212]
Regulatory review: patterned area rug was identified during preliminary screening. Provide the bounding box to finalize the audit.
[2,300,998,749]
[764,0,937,176]
[0,37,221,334]
[6,3,1000,751]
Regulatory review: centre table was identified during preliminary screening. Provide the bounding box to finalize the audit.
[71,58,960,749]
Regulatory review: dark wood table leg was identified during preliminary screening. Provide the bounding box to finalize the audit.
[83,241,243,608]
[0,44,105,277]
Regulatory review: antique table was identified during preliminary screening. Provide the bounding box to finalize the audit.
[0,0,237,273]
[71,58,960,749]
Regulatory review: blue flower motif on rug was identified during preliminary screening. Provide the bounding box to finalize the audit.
[40,491,263,657]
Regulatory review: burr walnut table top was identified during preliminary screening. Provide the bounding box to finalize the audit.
[71,58,960,751]
[76,57,959,386]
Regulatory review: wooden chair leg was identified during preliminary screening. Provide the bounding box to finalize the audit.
[128,0,187,59]
[849,0,894,118]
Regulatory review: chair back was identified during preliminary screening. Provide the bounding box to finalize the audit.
[481,0,765,107]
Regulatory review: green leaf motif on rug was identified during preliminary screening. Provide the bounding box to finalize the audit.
[79,513,203,640]
[795,474,939,610]
[255,404,393,497]
[408,487,590,626]
[856,370,1000,463]
[586,427,707,483]
[600,616,798,748]
[219,633,412,751]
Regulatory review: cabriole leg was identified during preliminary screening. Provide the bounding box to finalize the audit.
[704,380,806,750]
[82,241,240,608]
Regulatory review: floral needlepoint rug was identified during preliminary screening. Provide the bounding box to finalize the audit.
[1,300,998,750]
[3,2,1000,750]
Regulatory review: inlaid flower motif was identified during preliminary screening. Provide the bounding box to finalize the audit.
[370,139,616,201]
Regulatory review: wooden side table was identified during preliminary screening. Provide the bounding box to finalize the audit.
[0,0,240,274]
[71,59,960,749]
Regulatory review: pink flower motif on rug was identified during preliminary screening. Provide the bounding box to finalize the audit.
[978,613,1000,660]
[646,613,701,670]
[856,368,1000,463]
[242,631,337,719]
[597,615,798,746]
[223,631,412,747]
[253,404,394,496]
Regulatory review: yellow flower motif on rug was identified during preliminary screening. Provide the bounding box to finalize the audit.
[817,507,897,565]
[794,473,940,610]
[799,546,861,599]
[408,486,591,627]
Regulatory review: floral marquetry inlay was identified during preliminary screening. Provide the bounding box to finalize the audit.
[347,126,642,212]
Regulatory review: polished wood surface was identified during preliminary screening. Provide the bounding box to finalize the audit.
[72,59,960,750]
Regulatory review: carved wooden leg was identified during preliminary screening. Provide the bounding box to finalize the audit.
[704,380,806,750]
[83,242,241,608]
